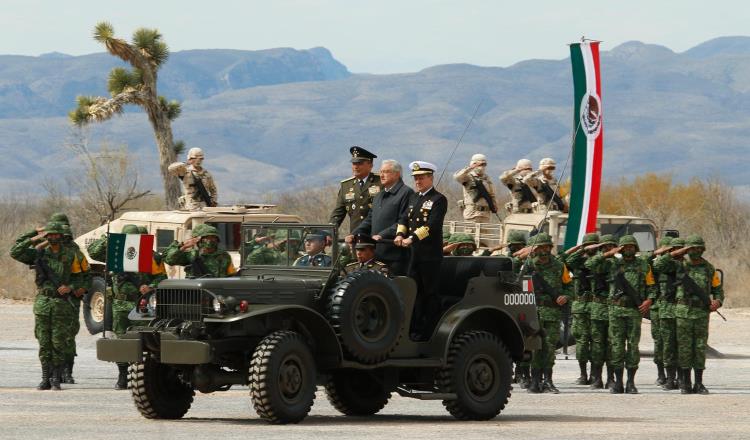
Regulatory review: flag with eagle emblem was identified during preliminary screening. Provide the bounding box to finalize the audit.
[106,233,155,272]
[564,41,603,249]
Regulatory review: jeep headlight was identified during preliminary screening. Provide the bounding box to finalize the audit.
[148,293,158,311]
[212,297,223,313]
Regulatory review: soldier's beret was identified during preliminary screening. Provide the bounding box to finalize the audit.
[350,146,377,163]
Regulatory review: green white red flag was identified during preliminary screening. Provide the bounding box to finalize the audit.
[106,233,154,272]
[564,41,603,249]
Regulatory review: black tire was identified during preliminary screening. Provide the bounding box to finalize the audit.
[437,331,513,421]
[249,330,317,424]
[129,357,194,419]
[325,370,391,416]
[327,271,404,364]
[83,276,112,335]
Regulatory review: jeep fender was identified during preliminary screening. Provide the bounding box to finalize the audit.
[207,305,342,368]
[429,306,526,362]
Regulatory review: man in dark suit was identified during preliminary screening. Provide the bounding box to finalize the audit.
[329,146,383,233]
[394,161,448,340]
[349,159,414,275]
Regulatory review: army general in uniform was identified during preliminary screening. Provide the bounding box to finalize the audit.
[329,146,383,233]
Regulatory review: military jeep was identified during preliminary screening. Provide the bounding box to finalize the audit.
[97,222,541,424]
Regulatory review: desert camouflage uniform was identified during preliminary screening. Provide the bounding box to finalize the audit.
[523,171,565,212]
[499,168,535,213]
[168,162,218,210]
[453,165,497,223]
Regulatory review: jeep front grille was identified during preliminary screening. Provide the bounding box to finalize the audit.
[156,288,212,321]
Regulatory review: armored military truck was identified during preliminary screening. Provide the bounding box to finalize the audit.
[74,205,302,334]
[97,222,541,424]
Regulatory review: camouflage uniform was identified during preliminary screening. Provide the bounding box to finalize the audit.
[168,148,218,210]
[164,225,237,278]
[502,231,530,387]
[59,221,85,383]
[522,158,567,212]
[499,159,536,213]
[652,237,685,390]
[642,236,674,387]
[591,235,656,394]
[447,233,477,256]
[584,234,618,389]
[245,246,283,266]
[525,233,573,393]
[562,233,599,385]
[453,154,498,223]
[674,235,723,394]
[10,222,90,390]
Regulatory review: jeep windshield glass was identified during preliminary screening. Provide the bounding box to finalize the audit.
[242,225,336,268]
[206,222,242,251]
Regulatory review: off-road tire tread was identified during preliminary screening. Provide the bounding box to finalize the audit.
[129,358,194,420]
[324,372,391,416]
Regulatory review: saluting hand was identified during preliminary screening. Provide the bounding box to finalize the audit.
[556,296,568,306]
[139,285,154,295]
[180,237,200,251]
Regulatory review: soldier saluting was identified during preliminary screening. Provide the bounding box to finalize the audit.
[453,153,498,223]
[499,159,536,213]
[523,158,568,212]
[168,147,218,210]
[329,146,382,233]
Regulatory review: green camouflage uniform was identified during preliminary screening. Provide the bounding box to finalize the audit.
[673,235,723,394]
[652,237,685,389]
[641,236,674,385]
[10,223,90,389]
[164,225,237,278]
[562,233,599,384]
[503,231,530,386]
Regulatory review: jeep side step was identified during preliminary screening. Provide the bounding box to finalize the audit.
[339,358,443,370]
[396,386,456,400]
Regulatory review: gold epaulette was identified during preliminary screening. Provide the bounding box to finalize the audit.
[340,176,355,183]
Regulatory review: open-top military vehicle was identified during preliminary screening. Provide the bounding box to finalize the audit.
[74,205,301,334]
[97,222,541,424]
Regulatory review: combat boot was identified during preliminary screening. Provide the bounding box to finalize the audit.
[575,361,589,385]
[542,369,560,394]
[693,369,709,395]
[655,363,666,386]
[521,366,531,389]
[625,368,639,394]
[37,363,51,390]
[527,368,542,393]
[610,368,624,394]
[62,360,75,384]
[679,368,693,394]
[663,367,678,390]
[513,364,522,384]
[115,363,129,390]
[589,364,604,389]
[605,365,615,390]
[50,365,62,391]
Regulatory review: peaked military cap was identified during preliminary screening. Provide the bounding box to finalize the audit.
[350,146,377,163]
[409,161,437,176]
[353,234,377,249]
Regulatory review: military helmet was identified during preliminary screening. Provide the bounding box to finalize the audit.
[61,224,73,238]
[187,147,204,160]
[442,230,452,242]
[618,235,639,248]
[49,212,70,226]
[44,221,65,236]
[516,158,533,170]
[121,224,140,234]
[506,230,527,245]
[685,234,706,248]
[137,226,148,234]
[671,237,686,247]
[540,158,556,168]
[450,233,475,245]
[599,234,618,245]
[582,233,600,245]
[658,236,673,247]
[197,225,220,238]
[470,153,487,165]
[529,232,553,246]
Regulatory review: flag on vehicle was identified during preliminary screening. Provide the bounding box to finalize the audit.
[106,233,155,272]
[564,40,603,249]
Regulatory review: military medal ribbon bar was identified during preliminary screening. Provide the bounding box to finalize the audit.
[564,41,603,249]
[106,233,155,273]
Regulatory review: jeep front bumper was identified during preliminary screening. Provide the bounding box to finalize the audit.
[96,333,212,364]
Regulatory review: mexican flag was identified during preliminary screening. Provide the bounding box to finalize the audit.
[564,41,603,249]
[106,233,155,272]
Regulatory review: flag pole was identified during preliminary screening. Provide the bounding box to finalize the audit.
[102,218,111,340]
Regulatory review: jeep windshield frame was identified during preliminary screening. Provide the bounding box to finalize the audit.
[239,223,340,278]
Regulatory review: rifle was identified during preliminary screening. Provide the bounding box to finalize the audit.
[538,179,566,211]
[676,271,727,321]
[530,271,563,303]
[471,178,497,213]
[189,254,211,278]
[34,249,76,310]
[613,270,644,309]
[190,171,215,207]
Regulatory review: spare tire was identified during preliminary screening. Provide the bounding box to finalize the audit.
[83,276,112,334]
[327,270,404,364]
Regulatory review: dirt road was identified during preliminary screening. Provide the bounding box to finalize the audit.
[0,300,747,440]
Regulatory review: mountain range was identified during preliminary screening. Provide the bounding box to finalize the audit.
[2,37,749,201]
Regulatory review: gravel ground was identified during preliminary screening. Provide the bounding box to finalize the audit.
[0,301,747,440]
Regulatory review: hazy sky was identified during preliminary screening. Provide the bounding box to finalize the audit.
[2,0,749,73]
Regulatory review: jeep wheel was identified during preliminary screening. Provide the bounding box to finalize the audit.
[327,271,404,364]
[83,276,111,334]
[249,330,317,424]
[129,357,194,419]
[325,370,391,416]
[437,331,513,421]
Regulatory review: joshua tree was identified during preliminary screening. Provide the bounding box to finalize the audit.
[69,22,182,209]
